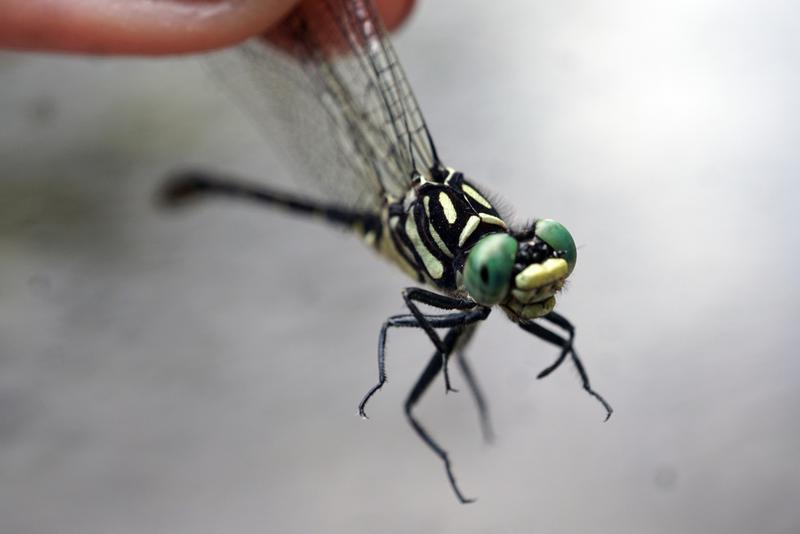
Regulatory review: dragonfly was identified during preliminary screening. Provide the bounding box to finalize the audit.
[162,0,612,503]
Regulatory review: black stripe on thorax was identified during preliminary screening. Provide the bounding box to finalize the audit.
[421,175,505,247]
[387,202,426,284]
[388,172,508,291]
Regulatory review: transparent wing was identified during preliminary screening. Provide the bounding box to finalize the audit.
[206,0,440,211]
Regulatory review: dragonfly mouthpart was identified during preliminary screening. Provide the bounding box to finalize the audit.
[504,258,567,319]
[502,219,577,320]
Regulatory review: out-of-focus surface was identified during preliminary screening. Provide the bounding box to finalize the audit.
[1,0,798,532]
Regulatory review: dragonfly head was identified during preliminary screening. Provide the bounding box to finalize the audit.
[463,219,576,319]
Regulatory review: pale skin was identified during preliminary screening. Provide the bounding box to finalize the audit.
[0,0,415,55]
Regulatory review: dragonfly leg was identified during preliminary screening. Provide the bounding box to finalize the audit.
[405,326,476,504]
[401,288,478,394]
[456,348,495,444]
[533,312,574,380]
[358,306,490,418]
[519,317,613,421]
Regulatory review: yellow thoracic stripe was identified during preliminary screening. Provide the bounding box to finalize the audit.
[380,215,421,281]
[406,210,444,279]
[461,183,493,209]
[438,192,457,224]
[428,223,453,258]
[478,213,508,229]
[458,215,481,247]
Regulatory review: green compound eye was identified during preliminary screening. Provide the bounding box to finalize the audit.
[464,233,518,306]
[535,219,577,274]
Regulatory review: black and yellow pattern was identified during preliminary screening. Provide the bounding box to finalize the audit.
[385,169,508,291]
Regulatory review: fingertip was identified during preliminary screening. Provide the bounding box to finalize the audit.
[0,0,298,55]
[0,0,418,55]
[376,0,417,31]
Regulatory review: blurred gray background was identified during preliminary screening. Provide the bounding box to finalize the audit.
[1,0,799,532]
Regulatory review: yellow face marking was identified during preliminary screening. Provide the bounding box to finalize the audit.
[515,258,569,290]
[438,192,457,224]
[511,279,563,304]
[363,230,377,247]
[458,215,481,247]
[428,224,453,258]
[406,211,444,280]
[478,213,508,229]
[462,183,493,209]
[507,296,557,319]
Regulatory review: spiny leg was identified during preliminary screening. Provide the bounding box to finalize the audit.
[542,312,610,419]
[535,312,574,380]
[405,326,475,504]
[450,323,494,443]
[401,287,479,394]
[456,348,495,444]
[358,306,490,418]
[519,317,613,421]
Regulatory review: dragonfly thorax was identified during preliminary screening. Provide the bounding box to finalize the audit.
[378,170,509,292]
